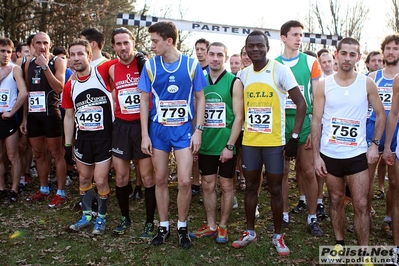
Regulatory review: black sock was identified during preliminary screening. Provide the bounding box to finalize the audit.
[115,184,131,221]
[97,193,109,216]
[81,188,94,212]
[145,185,156,224]
[192,184,200,191]
[336,240,345,246]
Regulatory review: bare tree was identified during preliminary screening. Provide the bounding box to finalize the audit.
[387,0,399,32]
[303,9,317,52]
[175,1,193,56]
[0,0,134,48]
[133,3,151,54]
[156,0,193,56]
[311,0,369,43]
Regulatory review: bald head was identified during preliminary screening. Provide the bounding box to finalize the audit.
[32,32,51,56]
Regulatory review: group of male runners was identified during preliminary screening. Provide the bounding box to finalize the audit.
[2,18,399,262]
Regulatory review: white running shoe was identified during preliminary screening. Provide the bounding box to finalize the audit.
[231,231,257,248]
[272,234,290,256]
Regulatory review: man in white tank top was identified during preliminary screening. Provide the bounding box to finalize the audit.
[0,38,28,202]
[312,38,385,250]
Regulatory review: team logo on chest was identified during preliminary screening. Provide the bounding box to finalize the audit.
[115,73,139,89]
[76,93,107,109]
[168,85,179,93]
[167,75,179,93]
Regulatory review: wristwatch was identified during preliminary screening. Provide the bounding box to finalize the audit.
[371,139,380,146]
[226,144,234,151]
[41,65,48,71]
[196,125,204,131]
[291,133,300,140]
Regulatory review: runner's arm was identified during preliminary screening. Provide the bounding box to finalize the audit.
[140,91,152,156]
[311,79,327,177]
[64,108,75,145]
[288,86,306,135]
[43,57,66,94]
[367,78,385,145]
[383,75,399,165]
[9,66,28,116]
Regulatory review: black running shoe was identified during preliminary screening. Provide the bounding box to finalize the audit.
[151,226,170,246]
[7,190,18,203]
[18,183,26,194]
[308,218,323,236]
[177,227,192,249]
[291,200,307,214]
[131,186,142,200]
[191,185,200,196]
[316,203,329,220]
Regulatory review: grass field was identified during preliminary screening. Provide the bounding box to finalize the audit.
[0,165,392,266]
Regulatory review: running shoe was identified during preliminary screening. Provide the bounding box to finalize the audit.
[189,224,217,239]
[132,186,142,200]
[48,194,66,208]
[92,216,106,235]
[18,183,26,194]
[27,190,51,202]
[112,216,131,235]
[267,220,289,232]
[370,206,376,217]
[382,221,393,239]
[272,234,290,256]
[291,200,307,214]
[387,247,399,266]
[326,244,344,263]
[69,215,92,231]
[65,175,73,186]
[239,178,246,191]
[191,185,201,196]
[374,189,385,200]
[362,256,374,266]
[255,205,260,218]
[308,218,323,236]
[216,226,228,243]
[7,190,18,203]
[25,174,32,184]
[232,196,238,209]
[231,231,257,248]
[30,166,38,178]
[316,203,329,220]
[140,222,155,240]
[151,226,170,246]
[177,227,192,249]
[347,223,354,233]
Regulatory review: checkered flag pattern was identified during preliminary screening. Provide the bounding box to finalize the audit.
[117,13,158,27]
[117,13,341,46]
[304,33,341,46]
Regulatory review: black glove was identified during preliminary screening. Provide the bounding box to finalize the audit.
[284,137,299,158]
[64,145,75,165]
